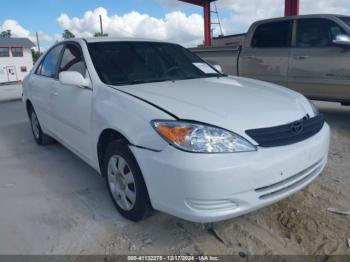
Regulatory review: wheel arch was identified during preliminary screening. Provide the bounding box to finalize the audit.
[97,128,131,174]
[25,99,34,117]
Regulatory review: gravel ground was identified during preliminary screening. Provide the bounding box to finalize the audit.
[0,83,22,103]
[0,100,349,255]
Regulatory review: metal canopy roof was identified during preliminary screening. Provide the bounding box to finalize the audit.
[178,0,215,6]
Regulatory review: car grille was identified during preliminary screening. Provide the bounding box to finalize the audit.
[255,158,325,200]
[246,114,324,147]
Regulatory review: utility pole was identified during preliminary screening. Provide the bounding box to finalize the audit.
[35,32,41,54]
[99,15,104,35]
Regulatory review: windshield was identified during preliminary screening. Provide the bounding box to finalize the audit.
[87,41,222,86]
[339,16,350,27]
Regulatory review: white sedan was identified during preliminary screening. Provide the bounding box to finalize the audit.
[22,38,330,222]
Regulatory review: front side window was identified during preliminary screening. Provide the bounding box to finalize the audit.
[11,47,23,57]
[296,18,346,47]
[0,47,9,57]
[87,41,222,86]
[39,44,63,78]
[59,44,86,76]
[252,20,291,48]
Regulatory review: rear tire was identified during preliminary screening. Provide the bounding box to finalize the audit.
[29,107,55,145]
[103,140,151,222]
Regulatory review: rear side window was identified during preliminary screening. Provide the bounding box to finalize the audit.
[38,44,63,78]
[296,18,346,47]
[252,20,291,48]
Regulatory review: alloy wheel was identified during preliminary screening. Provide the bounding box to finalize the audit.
[107,155,137,211]
[31,111,40,139]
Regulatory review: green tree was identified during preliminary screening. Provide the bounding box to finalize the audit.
[94,32,109,37]
[62,29,75,39]
[0,30,11,38]
[31,49,42,63]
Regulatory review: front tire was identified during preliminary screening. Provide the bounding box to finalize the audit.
[103,140,151,221]
[29,108,55,145]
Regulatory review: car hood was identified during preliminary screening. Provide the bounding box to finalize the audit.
[115,76,311,144]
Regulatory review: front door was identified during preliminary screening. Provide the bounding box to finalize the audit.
[51,43,93,162]
[240,19,292,87]
[6,66,17,82]
[288,18,350,101]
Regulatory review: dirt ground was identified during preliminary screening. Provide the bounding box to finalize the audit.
[109,101,350,256]
[0,101,349,255]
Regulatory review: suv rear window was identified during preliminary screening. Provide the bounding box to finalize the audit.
[252,20,291,48]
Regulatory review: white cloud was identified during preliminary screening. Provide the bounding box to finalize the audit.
[159,0,350,35]
[2,1,350,51]
[0,19,59,51]
[216,0,350,34]
[0,20,31,37]
[57,7,204,47]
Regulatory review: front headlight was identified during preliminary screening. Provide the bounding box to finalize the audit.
[151,120,257,153]
[308,99,319,116]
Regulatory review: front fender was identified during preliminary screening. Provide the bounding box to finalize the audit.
[92,85,172,153]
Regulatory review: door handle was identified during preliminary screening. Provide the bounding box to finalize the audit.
[51,90,58,96]
[293,55,309,60]
[246,56,255,60]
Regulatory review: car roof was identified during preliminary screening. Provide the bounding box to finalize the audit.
[82,37,169,44]
[254,14,350,24]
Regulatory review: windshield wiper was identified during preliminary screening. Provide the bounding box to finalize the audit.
[180,74,225,81]
[112,78,173,86]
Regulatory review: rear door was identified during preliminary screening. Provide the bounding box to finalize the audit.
[50,43,93,162]
[29,44,64,132]
[239,20,292,87]
[288,18,350,101]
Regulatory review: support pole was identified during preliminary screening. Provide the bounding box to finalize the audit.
[35,32,40,54]
[203,1,211,47]
[99,15,104,35]
[285,0,299,16]
[179,0,213,47]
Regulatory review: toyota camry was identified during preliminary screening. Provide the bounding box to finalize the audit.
[22,38,330,222]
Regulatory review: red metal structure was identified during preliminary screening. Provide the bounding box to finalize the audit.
[179,0,215,47]
[285,0,300,16]
[180,0,300,47]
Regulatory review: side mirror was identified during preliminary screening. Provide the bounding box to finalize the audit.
[213,64,223,73]
[59,71,90,88]
[333,34,350,46]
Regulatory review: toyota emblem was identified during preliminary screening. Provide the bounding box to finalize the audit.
[291,120,304,135]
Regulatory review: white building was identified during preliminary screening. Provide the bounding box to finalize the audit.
[0,38,35,84]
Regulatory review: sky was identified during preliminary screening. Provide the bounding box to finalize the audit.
[1,0,350,49]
